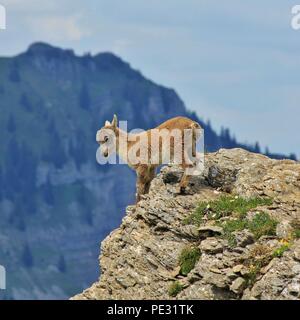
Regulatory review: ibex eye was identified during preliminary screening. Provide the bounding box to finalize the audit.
[104,136,109,142]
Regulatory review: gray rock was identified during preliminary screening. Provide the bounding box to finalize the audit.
[233,230,255,247]
[230,277,246,294]
[202,272,228,289]
[293,241,300,261]
[287,282,300,296]
[276,222,293,239]
[198,226,223,239]
[162,170,182,184]
[199,238,225,254]
[232,264,244,274]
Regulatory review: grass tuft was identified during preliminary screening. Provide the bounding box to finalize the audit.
[221,212,277,246]
[184,196,276,247]
[184,196,273,226]
[168,281,183,297]
[272,242,291,258]
[178,246,201,276]
[244,244,273,287]
[272,245,289,258]
[244,264,261,287]
[293,229,300,239]
[247,212,278,239]
[221,219,248,247]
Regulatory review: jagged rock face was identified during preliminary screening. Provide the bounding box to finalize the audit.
[73,148,300,300]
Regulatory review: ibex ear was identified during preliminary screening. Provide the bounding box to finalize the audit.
[111,114,118,128]
[105,120,111,127]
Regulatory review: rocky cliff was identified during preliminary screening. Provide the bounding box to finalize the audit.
[73,148,300,300]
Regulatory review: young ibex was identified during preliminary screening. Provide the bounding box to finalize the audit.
[96,115,202,203]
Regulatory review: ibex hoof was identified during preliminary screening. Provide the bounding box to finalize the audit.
[178,186,187,194]
[177,185,194,195]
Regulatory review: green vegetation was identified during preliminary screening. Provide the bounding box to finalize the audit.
[184,196,276,247]
[244,244,273,287]
[184,196,273,226]
[293,229,300,239]
[222,219,248,247]
[244,241,291,287]
[244,264,261,287]
[168,281,183,297]
[247,212,278,239]
[178,246,201,276]
[243,239,293,288]
[291,218,300,239]
[272,244,290,258]
[222,212,277,247]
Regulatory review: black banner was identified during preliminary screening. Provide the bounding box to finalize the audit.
[0,300,297,318]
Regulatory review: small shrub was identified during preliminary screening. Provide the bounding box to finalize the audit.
[244,264,260,287]
[246,244,273,270]
[179,246,201,276]
[244,244,273,287]
[250,243,273,259]
[272,244,290,258]
[222,219,248,247]
[248,212,278,239]
[168,281,183,297]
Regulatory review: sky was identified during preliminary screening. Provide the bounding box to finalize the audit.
[0,0,299,157]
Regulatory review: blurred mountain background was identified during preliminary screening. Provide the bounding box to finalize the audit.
[0,43,297,299]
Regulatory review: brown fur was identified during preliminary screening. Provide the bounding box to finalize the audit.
[97,115,201,203]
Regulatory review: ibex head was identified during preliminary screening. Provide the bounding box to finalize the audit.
[96,114,118,158]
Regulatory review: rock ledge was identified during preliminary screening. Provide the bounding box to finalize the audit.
[73,149,300,300]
